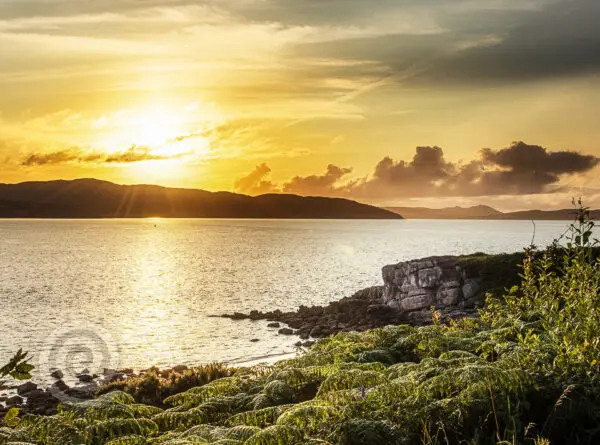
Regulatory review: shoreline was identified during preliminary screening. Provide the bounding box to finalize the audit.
[0,249,534,418]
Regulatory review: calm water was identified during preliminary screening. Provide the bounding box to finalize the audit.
[0,219,575,381]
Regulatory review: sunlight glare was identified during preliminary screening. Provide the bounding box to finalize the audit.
[132,108,182,147]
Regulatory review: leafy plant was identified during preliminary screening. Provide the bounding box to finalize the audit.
[0,349,34,388]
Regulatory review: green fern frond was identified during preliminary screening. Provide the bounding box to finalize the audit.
[85,418,159,444]
[132,405,164,418]
[276,404,338,434]
[104,434,148,445]
[317,369,387,397]
[19,414,83,445]
[263,380,294,402]
[244,425,304,445]
[152,408,208,431]
[58,392,138,422]
[226,405,294,428]
[164,378,248,407]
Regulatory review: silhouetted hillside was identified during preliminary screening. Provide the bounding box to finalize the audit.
[386,205,501,219]
[492,209,600,220]
[0,179,402,219]
[385,205,599,220]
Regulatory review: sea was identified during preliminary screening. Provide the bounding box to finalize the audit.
[0,218,580,382]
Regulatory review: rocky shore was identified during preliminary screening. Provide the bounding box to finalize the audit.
[0,368,132,417]
[221,252,523,339]
[1,252,523,417]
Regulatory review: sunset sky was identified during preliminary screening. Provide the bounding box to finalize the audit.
[1,0,600,210]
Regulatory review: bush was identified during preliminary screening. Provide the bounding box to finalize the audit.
[96,363,235,406]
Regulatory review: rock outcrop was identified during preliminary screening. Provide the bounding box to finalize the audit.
[381,256,484,323]
[221,252,524,337]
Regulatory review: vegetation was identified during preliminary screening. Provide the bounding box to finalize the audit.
[96,364,236,407]
[0,350,34,389]
[2,199,600,444]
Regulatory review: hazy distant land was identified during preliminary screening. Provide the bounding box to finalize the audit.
[0,179,400,219]
[386,205,600,220]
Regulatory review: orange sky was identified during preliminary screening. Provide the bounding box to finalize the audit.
[1,0,600,210]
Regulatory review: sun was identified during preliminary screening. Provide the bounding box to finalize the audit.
[95,102,220,166]
[131,108,182,147]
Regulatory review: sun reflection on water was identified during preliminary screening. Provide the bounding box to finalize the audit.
[112,224,196,367]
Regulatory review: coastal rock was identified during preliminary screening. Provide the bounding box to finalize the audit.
[77,374,95,383]
[52,380,70,392]
[462,280,481,300]
[220,253,518,339]
[172,365,188,373]
[438,286,462,306]
[50,369,64,379]
[23,389,60,415]
[66,384,97,400]
[267,322,280,328]
[382,256,484,321]
[401,293,434,312]
[6,395,23,407]
[102,373,127,384]
[309,326,326,338]
[16,382,37,396]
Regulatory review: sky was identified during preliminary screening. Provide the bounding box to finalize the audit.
[1,0,600,210]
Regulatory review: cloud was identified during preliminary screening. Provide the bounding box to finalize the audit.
[476,142,600,194]
[355,142,600,198]
[233,163,279,194]
[21,146,173,166]
[283,164,353,195]
[425,0,600,84]
[21,149,103,166]
[236,142,600,199]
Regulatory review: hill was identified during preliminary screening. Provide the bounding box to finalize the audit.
[0,179,402,219]
[385,205,501,219]
[385,205,600,220]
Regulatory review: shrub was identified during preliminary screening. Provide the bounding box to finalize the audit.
[97,363,235,406]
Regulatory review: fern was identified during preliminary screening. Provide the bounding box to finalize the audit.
[226,405,294,428]
[152,408,208,431]
[276,403,338,435]
[18,415,83,445]
[317,369,387,397]
[104,434,148,445]
[85,418,159,444]
[244,425,304,445]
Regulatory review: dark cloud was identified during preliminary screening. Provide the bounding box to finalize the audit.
[233,163,278,195]
[427,0,600,84]
[21,149,104,166]
[0,0,198,20]
[237,142,599,199]
[355,142,599,198]
[6,0,598,87]
[283,164,352,195]
[240,0,441,27]
[289,0,600,87]
[21,146,171,166]
[474,142,600,195]
[104,146,168,163]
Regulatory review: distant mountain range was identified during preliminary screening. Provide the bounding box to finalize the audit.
[0,179,401,219]
[385,205,600,220]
